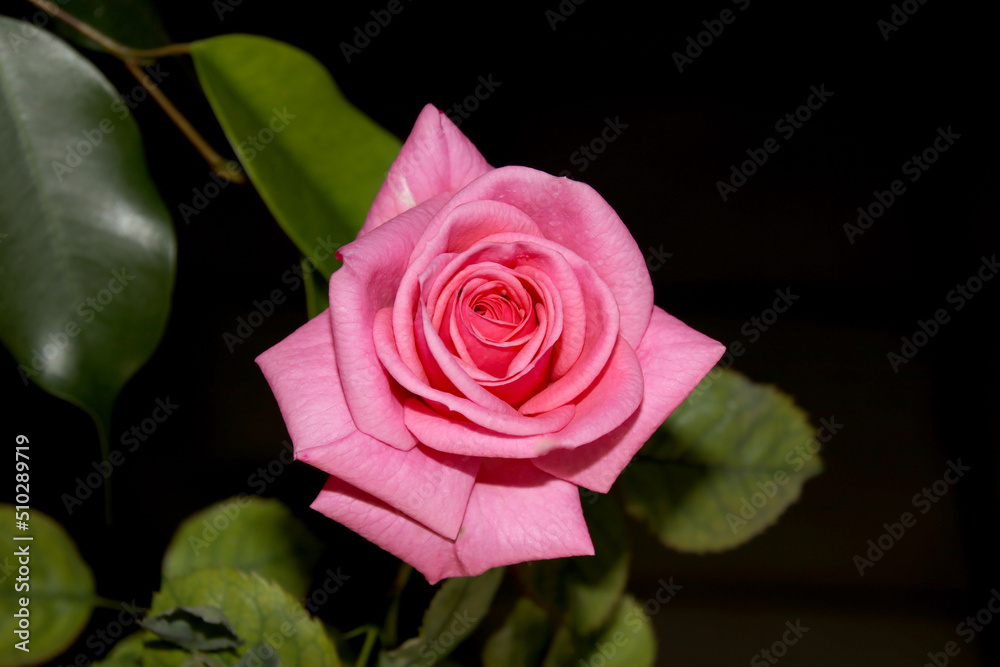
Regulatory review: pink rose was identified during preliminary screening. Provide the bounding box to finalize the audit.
[256,105,724,583]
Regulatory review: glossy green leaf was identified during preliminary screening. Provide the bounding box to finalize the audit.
[380,568,505,667]
[620,368,824,552]
[140,606,242,652]
[0,17,176,447]
[92,633,145,667]
[190,34,402,278]
[51,0,172,51]
[541,595,655,667]
[516,492,628,634]
[482,598,551,667]
[143,568,341,667]
[162,496,322,599]
[0,504,95,666]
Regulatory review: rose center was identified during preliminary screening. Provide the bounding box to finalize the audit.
[471,289,523,324]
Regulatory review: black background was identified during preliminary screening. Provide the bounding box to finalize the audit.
[2,0,997,665]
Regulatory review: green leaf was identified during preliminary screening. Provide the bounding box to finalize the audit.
[541,595,655,667]
[482,598,551,667]
[162,496,322,599]
[93,633,145,667]
[51,0,172,51]
[516,493,628,634]
[140,606,242,652]
[302,258,330,319]
[0,504,95,666]
[379,568,505,667]
[0,17,176,448]
[620,368,824,552]
[142,568,341,667]
[190,34,402,279]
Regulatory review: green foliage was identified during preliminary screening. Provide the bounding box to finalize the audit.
[0,17,175,451]
[142,568,341,667]
[540,596,655,667]
[140,606,242,652]
[0,504,95,666]
[516,493,628,635]
[380,568,505,667]
[482,598,551,667]
[53,0,171,50]
[621,368,824,552]
[190,34,402,279]
[161,496,322,599]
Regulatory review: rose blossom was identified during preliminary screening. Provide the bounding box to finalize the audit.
[256,104,724,583]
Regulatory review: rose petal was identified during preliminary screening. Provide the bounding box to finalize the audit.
[401,334,642,458]
[454,460,594,573]
[256,312,480,539]
[533,307,726,492]
[330,195,447,451]
[376,308,576,437]
[360,104,492,235]
[311,461,594,584]
[310,476,468,584]
[411,166,654,348]
[403,397,574,458]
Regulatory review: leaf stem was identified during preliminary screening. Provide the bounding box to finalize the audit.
[355,627,378,667]
[22,0,245,183]
[382,562,413,648]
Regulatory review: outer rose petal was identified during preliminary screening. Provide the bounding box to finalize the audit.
[454,460,594,572]
[360,104,492,234]
[310,461,594,585]
[311,476,467,584]
[256,313,479,539]
[533,307,726,492]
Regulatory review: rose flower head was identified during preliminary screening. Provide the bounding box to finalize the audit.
[256,105,724,583]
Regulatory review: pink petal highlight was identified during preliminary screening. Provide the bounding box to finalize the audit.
[533,307,726,492]
[360,105,492,234]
